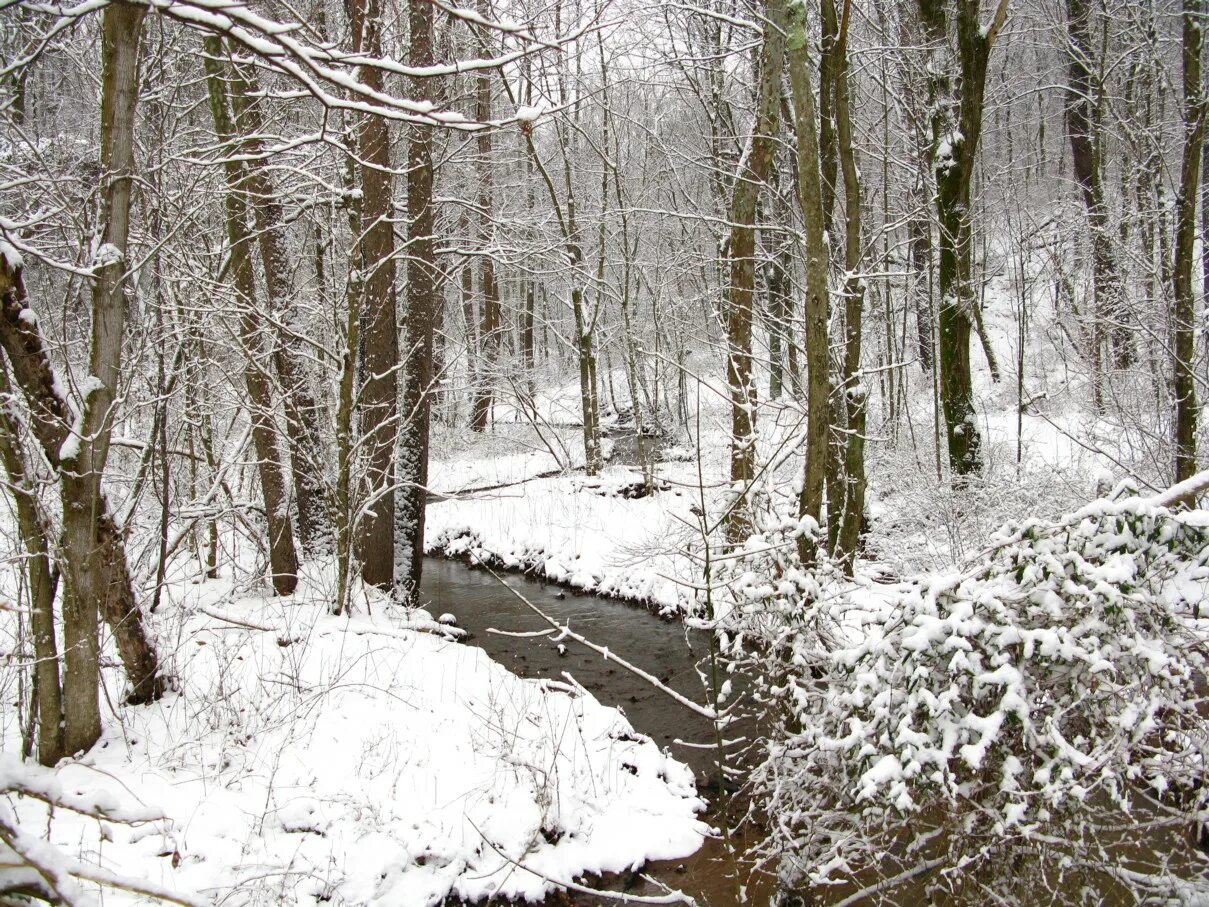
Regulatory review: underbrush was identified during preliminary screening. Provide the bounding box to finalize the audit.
[719,492,1209,904]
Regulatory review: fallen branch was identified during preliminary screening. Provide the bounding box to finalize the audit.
[469,818,698,905]
[478,562,719,721]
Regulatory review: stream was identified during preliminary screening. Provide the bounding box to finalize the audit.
[420,556,760,906]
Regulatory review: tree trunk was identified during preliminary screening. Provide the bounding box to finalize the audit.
[830,0,866,572]
[0,362,62,766]
[1173,0,1204,484]
[349,0,398,589]
[57,4,162,749]
[225,53,332,554]
[722,0,785,545]
[766,253,787,401]
[0,266,163,754]
[203,36,299,597]
[909,211,933,371]
[786,0,831,557]
[470,35,501,434]
[1065,0,1128,394]
[397,0,438,597]
[917,0,1008,479]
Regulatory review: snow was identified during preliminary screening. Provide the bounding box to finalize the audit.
[0,239,22,271]
[4,564,706,904]
[514,105,545,122]
[89,241,123,269]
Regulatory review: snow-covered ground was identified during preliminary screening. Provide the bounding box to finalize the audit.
[2,563,707,905]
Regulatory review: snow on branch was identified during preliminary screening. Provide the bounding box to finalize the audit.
[15,0,603,129]
[0,756,200,907]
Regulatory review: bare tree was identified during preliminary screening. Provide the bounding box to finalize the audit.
[722,0,784,543]
[1173,0,1204,484]
[915,0,1010,478]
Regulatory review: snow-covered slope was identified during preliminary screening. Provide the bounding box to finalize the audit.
[6,565,706,905]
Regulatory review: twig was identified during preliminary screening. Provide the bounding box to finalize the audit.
[197,605,276,632]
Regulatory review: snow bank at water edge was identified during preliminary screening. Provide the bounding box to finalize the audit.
[3,565,708,905]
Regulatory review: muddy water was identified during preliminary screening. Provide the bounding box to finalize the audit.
[419,557,760,905]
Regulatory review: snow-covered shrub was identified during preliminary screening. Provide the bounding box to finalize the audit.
[740,499,1209,904]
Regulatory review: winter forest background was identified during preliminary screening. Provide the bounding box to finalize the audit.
[3,0,1209,902]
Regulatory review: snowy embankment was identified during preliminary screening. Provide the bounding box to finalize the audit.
[5,565,706,905]
[425,465,704,612]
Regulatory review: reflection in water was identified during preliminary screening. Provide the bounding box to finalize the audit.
[419,557,760,905]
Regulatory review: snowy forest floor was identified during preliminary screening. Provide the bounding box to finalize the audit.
[2,558,708,905]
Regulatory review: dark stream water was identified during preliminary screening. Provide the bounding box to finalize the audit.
[419,557,759,905]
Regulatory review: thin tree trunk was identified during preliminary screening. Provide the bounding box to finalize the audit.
[767,253,787,401]
[0,362,62,766]
[910,211,934,371]
[470,33,501,434]
[225,53,331,554]
[54,5,162,750]
[1066,0,1128,394]
[203,36,299,597]
[787,0,831,557]
[723,0,785,545]
[1173,0,1204,484]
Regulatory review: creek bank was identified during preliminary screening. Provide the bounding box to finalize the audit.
[419,557,761,906]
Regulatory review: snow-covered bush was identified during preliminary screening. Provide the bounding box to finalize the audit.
[737,499,1209,903]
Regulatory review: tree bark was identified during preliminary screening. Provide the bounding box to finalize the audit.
[225,53,332,555]
[1065,0,1128,398]
[470,52,501,434]
[830,0,866,572]
[916,0,1008,479]
[0,360,62,766]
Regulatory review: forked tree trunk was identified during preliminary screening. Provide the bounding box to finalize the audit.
[1173,0,1205,484]
[203,37,299,597]
[57,4,162,749]
[0,260,163,754]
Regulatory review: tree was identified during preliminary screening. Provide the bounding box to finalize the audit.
[722,0,785,543]
[786,0,831,557]
[397,0,440,596]
[1172,0,1204,485]
[225,55,332,555]
[1065,0,1128,410]
[203,36,300,597]
[916,0,1010,478]
[0,4,163,755]
[350,0,400,589]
